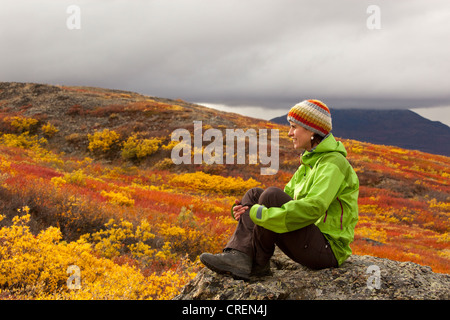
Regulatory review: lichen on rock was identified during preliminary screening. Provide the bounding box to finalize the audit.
[175,248,449,300]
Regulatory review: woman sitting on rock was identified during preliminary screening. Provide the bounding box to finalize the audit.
[200,99,359,280]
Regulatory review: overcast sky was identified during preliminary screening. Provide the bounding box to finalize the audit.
[1,0,449,123]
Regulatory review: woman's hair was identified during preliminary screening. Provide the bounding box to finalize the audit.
[311,133,324,149]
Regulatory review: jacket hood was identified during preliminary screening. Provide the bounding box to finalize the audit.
[301,133,347,166]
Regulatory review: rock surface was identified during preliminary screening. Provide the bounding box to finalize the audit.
[175,248,449,300]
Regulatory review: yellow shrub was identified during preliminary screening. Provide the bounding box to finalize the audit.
[355,226,387,243]
[50,170,88,187]
[88,129,120,153]
[428,198,450,211]
[121,134,160,160]
[1,132,47,149]
[41,122,59,138]
[4,116,39,133]
[101,190,135,207]
[155,217,224,259]
[0,211,195,299]
[64,169,87,186]
[51,176,67,187]
[161,140,179,151]
[153,158,175,170]
[170,171,263,195]
[86,218,166,265]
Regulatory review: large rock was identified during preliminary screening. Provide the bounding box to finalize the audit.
[175,248,449,300]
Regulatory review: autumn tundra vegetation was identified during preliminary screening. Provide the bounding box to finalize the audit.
[0,83,448,299]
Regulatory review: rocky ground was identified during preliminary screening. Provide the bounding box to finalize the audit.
[175,248,449,300]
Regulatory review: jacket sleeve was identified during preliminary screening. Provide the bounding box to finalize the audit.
[283,166,301,199]
[250,157,346,233]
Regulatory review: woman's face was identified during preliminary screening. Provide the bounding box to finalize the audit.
[288,121,314,151]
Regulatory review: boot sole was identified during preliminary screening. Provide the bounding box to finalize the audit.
[200,255,250,281]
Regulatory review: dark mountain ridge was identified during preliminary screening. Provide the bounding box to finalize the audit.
[271,109,450,157]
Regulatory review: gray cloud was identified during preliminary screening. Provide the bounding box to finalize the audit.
[1,0,449,112]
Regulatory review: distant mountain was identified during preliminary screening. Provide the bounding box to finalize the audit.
[271,109,450,157]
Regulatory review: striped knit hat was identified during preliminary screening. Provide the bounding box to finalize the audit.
[287,99,332,137]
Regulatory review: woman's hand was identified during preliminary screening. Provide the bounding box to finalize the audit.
[232,199,249,221]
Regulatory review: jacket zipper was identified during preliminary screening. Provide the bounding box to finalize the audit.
[337,197,344,230]
[322,197,344,230]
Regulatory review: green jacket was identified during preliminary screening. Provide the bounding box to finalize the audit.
[249,133,359,266]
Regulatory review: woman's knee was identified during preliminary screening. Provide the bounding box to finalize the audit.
[258,187,292,207]
[241,187,264,206]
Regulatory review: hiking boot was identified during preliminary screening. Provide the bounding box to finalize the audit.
[200,249,252,281]
[251,262,272,278]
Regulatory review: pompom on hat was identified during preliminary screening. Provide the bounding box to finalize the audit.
[287,99,332,137]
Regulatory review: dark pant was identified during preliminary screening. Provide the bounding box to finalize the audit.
[225,187,338,269]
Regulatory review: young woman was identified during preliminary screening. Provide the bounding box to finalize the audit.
[200,99,359,280]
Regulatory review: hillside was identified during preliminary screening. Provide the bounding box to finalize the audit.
[271,109,450,157]
[0,82,448,299]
